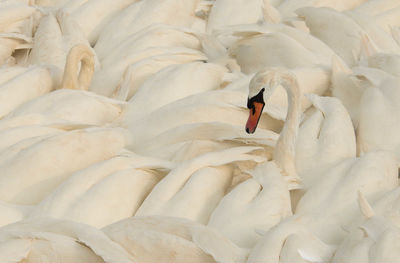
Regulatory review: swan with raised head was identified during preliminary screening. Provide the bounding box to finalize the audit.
[245,68,302,185]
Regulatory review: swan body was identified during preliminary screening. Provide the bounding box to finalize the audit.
[98,24,201,64]
[369,187,400,227]
[346,11,400,53]
[222,23,335,64]
[277,0,368,19]
[0,201,32,227]
[230,32,327,72]
[0,65,28,84]
[70,0,138,45]
[136,147,264,223]
[374,6,400,32]
[357,75,400,163]
[295,94,356,186]
[0,217,134,263]
[0,3,35,33]
[332,196,400,263]
[28,12,96,86]
[353,0,400,16]
[247,217,335,263]
[0,125,63,153]
[7,89,124,125]
[103,216,248,263]
[295,151,398,244]
[95,0,200,58]
[359,35,400,77]
[296,7,365,67]
[0,127,130,205]
[122,62,227,120]
[90,47,206,98]
[206,0,280,34]
[132,121,277,161]
[31,153,171,228]
[0,32,32,65]
[208,161,292,248]
[331,55,366,126]
[125,90,270,150]
[0,65,52,118]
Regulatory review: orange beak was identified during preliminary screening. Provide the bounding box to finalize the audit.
[246,102,264,134]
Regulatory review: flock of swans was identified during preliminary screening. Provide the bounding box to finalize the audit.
[1,0,400,262]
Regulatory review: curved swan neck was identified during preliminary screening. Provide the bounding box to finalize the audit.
[61,44,94,90]
[273,72,301,178]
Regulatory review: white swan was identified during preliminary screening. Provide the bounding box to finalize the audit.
[135,147,264,224]
[6,44,126,126]
[68,0,138,45]
[247,216,335,263]
[94,0,200,57]
[28,11,96,87]
[0,217,134,263]
[0,200,32,227]
[90,47,206,98]
[131,121,277,162]
[103,216,248,263]
[295,94,356,186]
[356,72,400,163]
[295,151,398,244]
[0,2,35,64]
[0,127,130,205]
[245,68,302,185]
[0,125,63,153]
[98,24,201,63]
[0,65,52,118]
[278,0,368,18]
[353,0,400,16]
[60,43,94,90]
[332,193,400,263]
[206,0,280,34]
[30,152,171,228]
[121,61,227,120]
[124,89,279,152]
[208,161,292,248]
[200,69,301,248]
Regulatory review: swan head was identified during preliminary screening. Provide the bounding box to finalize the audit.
[246,69,281,134]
